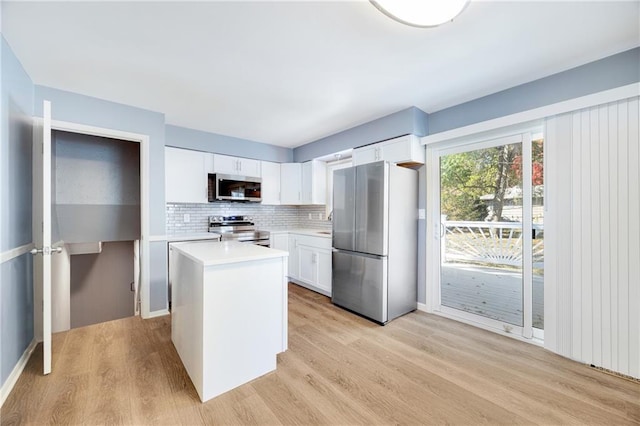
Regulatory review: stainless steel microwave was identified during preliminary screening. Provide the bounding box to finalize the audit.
[208,174,262,202]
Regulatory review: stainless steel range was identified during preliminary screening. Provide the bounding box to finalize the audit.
[208,215,270,247]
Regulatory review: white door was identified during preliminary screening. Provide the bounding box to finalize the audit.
[31,100,57,374]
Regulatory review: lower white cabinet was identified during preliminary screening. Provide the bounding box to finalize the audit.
[283,232,332,296]
[298,243,331,296]
[287,234,300,279]
[270,232,288,252]
[271,231,332,296]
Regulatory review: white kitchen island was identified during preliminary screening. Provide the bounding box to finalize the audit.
[169,240,288,402]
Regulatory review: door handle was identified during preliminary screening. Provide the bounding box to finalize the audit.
[30,246,63,255]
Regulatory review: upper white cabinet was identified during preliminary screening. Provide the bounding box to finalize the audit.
[301,160,327,205]
[353,135,424,166]
[281,161,327,205]
[165,147,208,203]
[212,154,261,178]
[280,163,302,205]
[261,161,281,205]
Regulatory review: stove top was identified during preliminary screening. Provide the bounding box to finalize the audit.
[208,215,270,245]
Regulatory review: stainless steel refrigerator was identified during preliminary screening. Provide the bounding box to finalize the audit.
[332,161,418,324]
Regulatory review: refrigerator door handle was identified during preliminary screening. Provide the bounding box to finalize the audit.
[332,248,385,260]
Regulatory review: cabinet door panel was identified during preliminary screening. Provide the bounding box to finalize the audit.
[297,245,316,285]
[165,147,207,203]
[287,235,299,279]
[280,163,302,205]
[261,161,281,205]
[316,249,332,294]
[270,233,288,251]
[380,139,410,163]
[212,154,239,175]
[352,146,378,166]
[238,158,261,178]
[301,162,313,204]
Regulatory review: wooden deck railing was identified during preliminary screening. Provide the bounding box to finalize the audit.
[442,218,544,268]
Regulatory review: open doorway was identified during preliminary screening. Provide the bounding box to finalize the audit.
[50,130,141,331]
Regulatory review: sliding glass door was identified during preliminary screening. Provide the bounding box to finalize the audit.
[431,131,544,339]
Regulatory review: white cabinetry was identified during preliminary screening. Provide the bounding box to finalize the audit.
[301,160,327,205]
[287,234,300,279]
[286,232,331,296]
[280,163,302,205]
[352,145,379,165]
[213,154,261,177]
[270,232,288,252]
[353,135,424,166]
[281,161,327,205]
[261,161,281,205]
[165,147,208,203]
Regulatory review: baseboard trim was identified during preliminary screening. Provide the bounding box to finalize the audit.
[417,302,428,312]
[144,309,170,319]
[288,279,331,298]
[1,338,37,407]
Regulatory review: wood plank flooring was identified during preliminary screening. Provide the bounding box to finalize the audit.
[2,283,638,425]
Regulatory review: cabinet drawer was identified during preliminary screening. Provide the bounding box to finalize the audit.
[293,234,332,250]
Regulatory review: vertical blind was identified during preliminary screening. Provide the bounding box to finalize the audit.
[545,96,639,379]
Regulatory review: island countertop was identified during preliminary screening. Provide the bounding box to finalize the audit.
[170,240,288,267]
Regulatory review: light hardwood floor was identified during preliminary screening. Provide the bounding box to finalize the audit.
[2,284,638,425]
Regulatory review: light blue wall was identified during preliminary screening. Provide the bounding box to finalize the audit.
[166,125,292,163]
[1,35,35,388]
[1,38,33,252]
[1,255,34,385]
[293,107,428,162]
[292,47,640,305]
[428,47,640,134]
[33,86,168,312]
[33,86,166,236]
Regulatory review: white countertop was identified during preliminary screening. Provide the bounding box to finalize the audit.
[171,240,288,267]
[266,228,332,238]
[167,233,221,242]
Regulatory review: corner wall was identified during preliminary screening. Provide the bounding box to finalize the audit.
[0,35,35,393]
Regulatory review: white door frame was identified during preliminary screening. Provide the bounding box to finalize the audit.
[34,117,151,346]
[51,119,151,317]
[425,127,543,344]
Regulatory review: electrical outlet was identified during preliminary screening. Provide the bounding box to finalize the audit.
[418,209,425,219]
[183,214,190,223]
[317,213,323,220]
[308,213,312,219]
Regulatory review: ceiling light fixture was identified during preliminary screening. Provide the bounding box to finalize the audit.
[370,0,470,28]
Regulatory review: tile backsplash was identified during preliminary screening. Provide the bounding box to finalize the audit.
[166,203,331,234]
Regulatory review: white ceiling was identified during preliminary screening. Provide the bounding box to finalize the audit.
[2,1,639,148]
